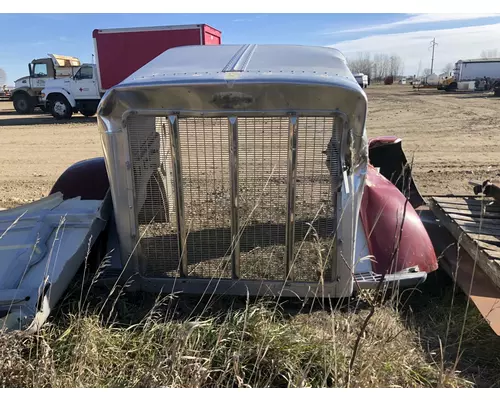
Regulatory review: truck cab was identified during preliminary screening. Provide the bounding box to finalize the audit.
[42,64,101,119]
[11,54,80,114]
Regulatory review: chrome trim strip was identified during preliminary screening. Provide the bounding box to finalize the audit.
[285,115,299,280]
[122,109,347,119]
[228,116,240,279]
[233,44,258,72]
[168,115,188,277]
[222,44,250,72]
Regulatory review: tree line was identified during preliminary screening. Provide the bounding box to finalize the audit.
[346,52,404,81]
[346,48,500,82]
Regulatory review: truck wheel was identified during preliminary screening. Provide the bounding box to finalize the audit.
[13,92,35,114]
[445,82,457,92]
[50,95,73,120]
[80,104,97,117]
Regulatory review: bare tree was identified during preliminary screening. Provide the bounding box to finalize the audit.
[347,51,405,81]
[389,54,403,77]
[422,68,432,77]
[346,52,372,76]
[373,53,390,81]
[441,63,454,74]
[480,49,499,59]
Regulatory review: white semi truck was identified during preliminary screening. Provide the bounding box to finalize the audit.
[10,54,81,114]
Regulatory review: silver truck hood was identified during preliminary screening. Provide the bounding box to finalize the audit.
[0,192,110,332]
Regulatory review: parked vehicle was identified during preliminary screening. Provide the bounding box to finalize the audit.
[1,43,441,332]
[353,73,368,88]
[42,24,222,120]
[10,54,81,114]
[440,58,500,91]
[0,85,12,100]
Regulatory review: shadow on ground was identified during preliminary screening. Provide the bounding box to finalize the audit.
[389,89,500,100]
[0,108,96,126]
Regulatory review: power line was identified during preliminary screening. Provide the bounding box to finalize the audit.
[429,38,438,75]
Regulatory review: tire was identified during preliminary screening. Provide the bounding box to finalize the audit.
[50,95,73,120]
[80,103,97,117]
[13,92,35,114]
[445,82,457,92]
[80,109,96,117]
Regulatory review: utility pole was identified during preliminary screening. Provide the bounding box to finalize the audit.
[92,54,95,64]
[429,38,438,75]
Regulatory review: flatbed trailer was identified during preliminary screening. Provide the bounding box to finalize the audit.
[424,195,500,335]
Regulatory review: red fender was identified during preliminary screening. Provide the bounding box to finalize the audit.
[368,135,401,149]
[360,164,438,275]
[49,157,109,201]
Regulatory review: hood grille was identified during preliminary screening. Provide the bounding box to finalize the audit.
[127,113,341,282]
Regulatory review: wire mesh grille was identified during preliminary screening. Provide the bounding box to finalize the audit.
[293,117,339,281]
[127,114,340,281]
[128,115,178,276]
[179,117,232,278]
[238,117,289,280]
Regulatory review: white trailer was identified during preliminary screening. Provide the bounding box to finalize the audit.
[455,58,500,82]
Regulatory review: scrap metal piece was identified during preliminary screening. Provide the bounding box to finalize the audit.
[0,192,110,333]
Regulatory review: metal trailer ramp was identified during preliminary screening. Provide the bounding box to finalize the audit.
[426,196,500,335]
[0,192,110,332]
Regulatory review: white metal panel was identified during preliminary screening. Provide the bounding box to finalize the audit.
[0,192,110,332]
[459,61,500,81]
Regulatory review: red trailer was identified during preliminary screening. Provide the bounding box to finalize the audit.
[92,24,222,92]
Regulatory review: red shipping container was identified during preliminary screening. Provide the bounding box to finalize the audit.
[93,24,222,92]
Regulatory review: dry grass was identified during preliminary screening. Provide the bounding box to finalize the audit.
[0,287,473,388]
[3,258,499,388]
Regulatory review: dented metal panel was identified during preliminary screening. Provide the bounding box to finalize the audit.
[0,192,110,332]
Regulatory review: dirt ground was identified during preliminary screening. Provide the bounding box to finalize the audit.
[1,84,500,209]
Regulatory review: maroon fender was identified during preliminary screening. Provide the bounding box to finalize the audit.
[49,157,110,201]
[360,165,438,275]
[368,136,401,150]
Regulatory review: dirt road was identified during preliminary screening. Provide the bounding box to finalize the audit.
[1,85,499,208]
